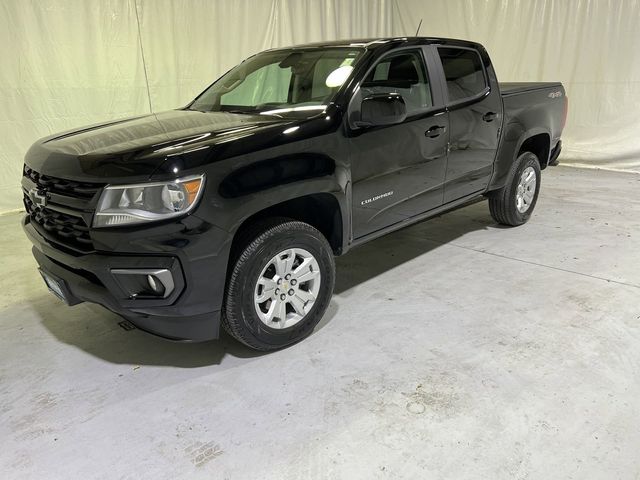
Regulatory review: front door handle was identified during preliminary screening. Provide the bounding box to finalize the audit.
[483,111,498,122]
[425,125,446,138]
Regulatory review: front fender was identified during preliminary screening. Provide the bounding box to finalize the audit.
[193,160,351,248]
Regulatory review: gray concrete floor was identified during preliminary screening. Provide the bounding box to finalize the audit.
[1,166,640,479]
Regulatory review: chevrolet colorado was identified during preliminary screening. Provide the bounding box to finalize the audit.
[22,37,567,350]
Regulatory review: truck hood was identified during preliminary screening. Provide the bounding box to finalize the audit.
[24,109,294,181]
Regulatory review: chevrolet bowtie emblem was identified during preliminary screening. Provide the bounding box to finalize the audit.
[29,188,48,207]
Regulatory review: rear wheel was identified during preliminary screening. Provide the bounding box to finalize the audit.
[488,152,541,226]
[222,218,335,351]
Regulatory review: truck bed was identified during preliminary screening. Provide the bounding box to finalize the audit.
[498,80,566,173]
[499,82,563,96]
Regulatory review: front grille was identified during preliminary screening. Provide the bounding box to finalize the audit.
[24,195,93,247]
[23,166,104,252]
[23,166,101,199]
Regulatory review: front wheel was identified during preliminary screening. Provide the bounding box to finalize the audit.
[222,218,335,351]
[488,151,541,226]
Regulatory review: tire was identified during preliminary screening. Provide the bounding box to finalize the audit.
[222,218,335,351]
[488,151,541,226]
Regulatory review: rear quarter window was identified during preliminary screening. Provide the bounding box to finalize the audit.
[437,47,487,102]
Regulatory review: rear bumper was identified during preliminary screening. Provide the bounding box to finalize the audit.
[548,140,562,166]
[23,215,231,341]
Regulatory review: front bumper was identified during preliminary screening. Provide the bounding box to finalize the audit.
[23,215,232,341]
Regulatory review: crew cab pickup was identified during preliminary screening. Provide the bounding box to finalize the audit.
[22,37,567,350]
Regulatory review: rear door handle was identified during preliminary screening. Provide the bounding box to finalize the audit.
[425,125,446,138]
[483,112,498,122]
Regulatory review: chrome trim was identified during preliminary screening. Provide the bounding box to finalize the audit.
[110,268,175,298]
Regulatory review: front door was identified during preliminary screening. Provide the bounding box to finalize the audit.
[349,48,449,239]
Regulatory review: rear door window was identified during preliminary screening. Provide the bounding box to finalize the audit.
[437,47,487,102]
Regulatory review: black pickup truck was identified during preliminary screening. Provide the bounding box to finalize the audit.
[22,37,567,350]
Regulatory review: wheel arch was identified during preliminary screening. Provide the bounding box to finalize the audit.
[488,126,551,192]
[231,191,347,257]
[517,131,551,170]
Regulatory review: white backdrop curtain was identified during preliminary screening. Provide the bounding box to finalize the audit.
[0,0,638,213]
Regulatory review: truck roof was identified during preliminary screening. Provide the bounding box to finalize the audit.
[270,37,484,51]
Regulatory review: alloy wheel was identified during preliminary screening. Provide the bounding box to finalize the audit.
[253,248,321,329]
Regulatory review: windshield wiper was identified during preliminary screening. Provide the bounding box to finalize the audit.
[225,109,262,115]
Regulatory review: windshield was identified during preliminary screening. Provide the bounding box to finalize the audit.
[189,48,363,117]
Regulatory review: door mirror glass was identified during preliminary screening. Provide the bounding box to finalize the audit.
[355,93,407,127]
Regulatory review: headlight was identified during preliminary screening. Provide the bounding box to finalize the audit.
[94,174,205,227]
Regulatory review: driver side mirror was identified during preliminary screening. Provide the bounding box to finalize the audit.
[354,93,407,128]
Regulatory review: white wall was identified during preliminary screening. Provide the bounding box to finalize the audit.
[1,0,639,213]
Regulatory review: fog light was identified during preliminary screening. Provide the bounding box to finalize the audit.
[146,274,166,296]
[111,268,175,299]
[147,275,159,292]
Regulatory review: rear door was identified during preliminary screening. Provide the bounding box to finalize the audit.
[433,46,502,203]
[348,47,449,239]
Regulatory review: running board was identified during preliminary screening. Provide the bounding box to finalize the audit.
[349,191,485,250]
